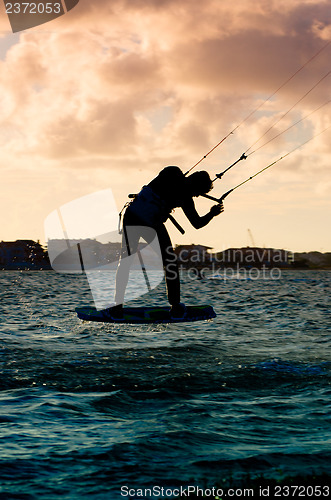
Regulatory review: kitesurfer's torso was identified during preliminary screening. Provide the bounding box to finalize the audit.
[148,166,193,211]
[127,166,195,226]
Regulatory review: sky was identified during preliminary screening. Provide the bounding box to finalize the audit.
[0,0,331,253]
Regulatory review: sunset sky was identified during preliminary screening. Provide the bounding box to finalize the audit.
[1,0,330,253]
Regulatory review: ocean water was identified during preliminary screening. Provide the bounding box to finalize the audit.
[0,270,330,499]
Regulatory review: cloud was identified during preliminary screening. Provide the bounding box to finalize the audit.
[0,0,330,174]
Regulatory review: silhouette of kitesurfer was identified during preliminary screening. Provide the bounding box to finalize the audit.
[105,166,223,319]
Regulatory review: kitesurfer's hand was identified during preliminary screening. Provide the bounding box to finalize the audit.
[210,203,224,217]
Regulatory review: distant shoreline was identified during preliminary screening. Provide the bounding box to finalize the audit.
[1,240,330,270]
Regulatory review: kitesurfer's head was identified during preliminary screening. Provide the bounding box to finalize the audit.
[187,171,213,196]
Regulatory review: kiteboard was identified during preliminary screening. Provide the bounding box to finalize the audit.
[75,305,216,324]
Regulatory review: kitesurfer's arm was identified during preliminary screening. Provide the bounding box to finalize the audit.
[182,200,224,229]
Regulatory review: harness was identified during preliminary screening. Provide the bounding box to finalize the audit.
[118,187,185,235]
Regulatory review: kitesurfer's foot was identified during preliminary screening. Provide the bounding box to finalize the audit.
[170,303,186,319]
[102,304,123,320]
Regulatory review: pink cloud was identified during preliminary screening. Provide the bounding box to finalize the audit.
[0,0,330,173]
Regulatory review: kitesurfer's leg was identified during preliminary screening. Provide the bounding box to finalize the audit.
[116,217,182,309]
[156,224,186,317]
[102,213,140,319]
[113,216,140,308]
